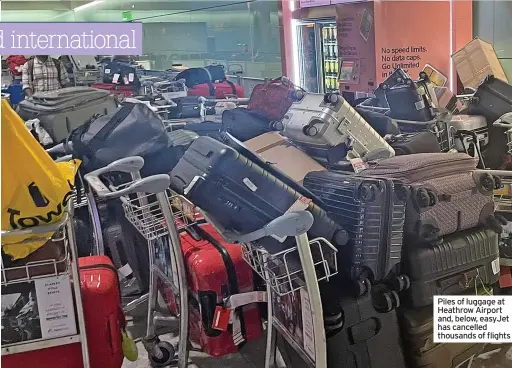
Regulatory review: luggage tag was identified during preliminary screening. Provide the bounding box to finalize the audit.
[349,157,369,173]
[105,68,111,74]
[128,73,134,82]
[123,76,129,85]
[212,306,232,331]
[112,73,120,84]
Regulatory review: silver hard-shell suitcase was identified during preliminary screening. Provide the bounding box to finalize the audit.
[18,87,118,142]
[278,92,395,163]
[449,114,489,152]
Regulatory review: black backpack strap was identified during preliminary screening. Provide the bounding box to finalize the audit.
[207,82,215,97]
[226,80,237,96]
[52,58,62,85]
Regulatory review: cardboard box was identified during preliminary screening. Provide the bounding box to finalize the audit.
[244,132,326,184]
[452,37,509,90]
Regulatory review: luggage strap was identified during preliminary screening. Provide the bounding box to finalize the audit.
[206,81,237,97]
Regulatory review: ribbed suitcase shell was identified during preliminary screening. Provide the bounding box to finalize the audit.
[385,82,433,122]
[169,136,347,253]
[163,224,262,356]
[403,227,500,307]
[400,306,484,368]
[280,92,394,162]
[303,171,406,282]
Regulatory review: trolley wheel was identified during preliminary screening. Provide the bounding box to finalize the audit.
[149,341,175,368]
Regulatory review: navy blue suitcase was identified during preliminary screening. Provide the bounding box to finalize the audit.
[169,136,348,253]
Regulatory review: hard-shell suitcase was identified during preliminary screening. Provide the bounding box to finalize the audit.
[384,80,434,121]
[169,136,349,253]
[303,171,406,283]
[385,132,441,155]
[393,115,452,152]
[167,223,263,356]
[322,282,407,368]
[78,256,125,368]
[400,305,485,368]
[17,87,118,142]
[99,202,150,295]
[169,96,210,119]
[222,107,273,141]
[279,92,395,163]
[403,227,500,307]
[188,81,244,99]
[102,61,140,87]
[450,114,489,152]
[468,75,512,168]
[359,153,498,243]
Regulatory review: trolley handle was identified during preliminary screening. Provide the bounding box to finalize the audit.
[2,212,70,237]
[204,210,314,244]
[84,156,170,199]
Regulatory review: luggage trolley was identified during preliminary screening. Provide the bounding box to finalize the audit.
[493,113,512,211]
[83,156,193,368]
[1,209,90,368]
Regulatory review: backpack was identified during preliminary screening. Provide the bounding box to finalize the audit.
[27,57,62,86]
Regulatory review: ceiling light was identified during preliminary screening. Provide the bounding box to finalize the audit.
[73,0,104,12]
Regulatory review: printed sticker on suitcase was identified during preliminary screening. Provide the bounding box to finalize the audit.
[242,177,258,192]
[492,257,501,275]
[349,158,369,173]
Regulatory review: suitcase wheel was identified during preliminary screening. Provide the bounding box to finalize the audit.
[386,274,410,293]
[372,285,400,312]
[147,340,175,368]
[357,183,378,203]
[353,277,371,297]
[479,173,496,192]
[413,188,436,208]
[394,184,410,202]
[493,175,503,190]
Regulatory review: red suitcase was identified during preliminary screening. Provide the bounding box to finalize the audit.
[79,256,125,368]
[162,223,262,357]
[2,256,125,368]
[188,81,245,99]
[91,83,136,97]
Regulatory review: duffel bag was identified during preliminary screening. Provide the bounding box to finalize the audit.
[68,102,169,173]
[188,81,244,99]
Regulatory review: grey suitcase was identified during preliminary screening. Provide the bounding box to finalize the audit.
[18,87,118,142]
[359,153,499,243]
[277,92,395,163]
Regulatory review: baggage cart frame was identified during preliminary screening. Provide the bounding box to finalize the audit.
[84,157,192,368]
[1,208,90,368]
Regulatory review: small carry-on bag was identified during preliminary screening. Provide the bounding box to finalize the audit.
[222,107,274,141]
[79,256,125,368]
[450,114,489,152]
[164,223,262,356]
[102,60,140,88]
[385,132,441,155]
[403,227,500,307]
[303,171,406,284]
[383,79,434,121]
[279,92,395,163]
[400,305,485,368]
[248,76,303,121]
[359,153,499,243]
[17,87,118,142]
[169,136,348,253]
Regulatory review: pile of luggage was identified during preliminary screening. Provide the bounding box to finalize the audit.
[11,65,512,366]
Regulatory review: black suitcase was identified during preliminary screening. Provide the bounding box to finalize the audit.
[403,227,500,307]
[169,96,213,119]
[384,80,434,121]
[303,171,406,284]
[323,282,407,368]
[468,75,512,169]
[169,136,349,253]
[355,107,400,136]
[103,61,139,87]
[400,305,484,368]
[222,107,273,141]
[99,202,150,296]
[385,132,441,155]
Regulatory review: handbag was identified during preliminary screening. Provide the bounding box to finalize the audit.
[247,76,303,121]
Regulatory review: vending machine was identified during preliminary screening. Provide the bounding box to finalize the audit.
[296,19,339,93]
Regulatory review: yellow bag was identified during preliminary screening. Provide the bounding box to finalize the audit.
[1,99,81,260]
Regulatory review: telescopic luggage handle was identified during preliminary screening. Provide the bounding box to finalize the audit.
[84,156,171,200]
